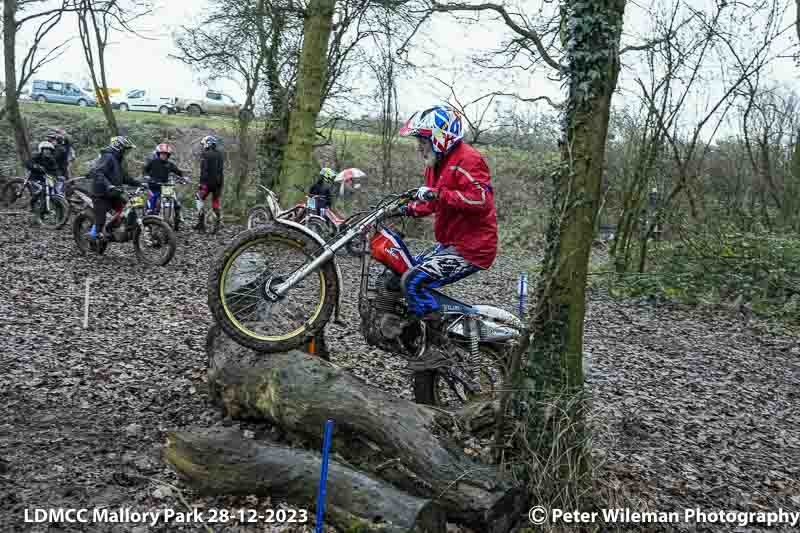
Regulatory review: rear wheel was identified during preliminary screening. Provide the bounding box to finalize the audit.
[133,216,177,266]
[413,344,507,408]
[247,205,272,229]
[73,210,107,255]
[304,216,333,240]
[207,224,338,353]
[1,179,31,208]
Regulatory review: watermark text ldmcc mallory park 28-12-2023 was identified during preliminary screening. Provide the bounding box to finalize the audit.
[527,507,800,528]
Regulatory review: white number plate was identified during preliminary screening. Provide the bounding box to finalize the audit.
[306,197,316,210]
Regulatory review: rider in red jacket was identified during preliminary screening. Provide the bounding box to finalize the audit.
[396,104,498,323]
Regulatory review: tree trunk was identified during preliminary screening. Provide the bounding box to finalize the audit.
[78,0,119,137]
[3,0,32,164]
[205,327,525,531]
[235,115,254,202]
[277,0,335,206]
[502,0,627,506]
[165,428,447,533]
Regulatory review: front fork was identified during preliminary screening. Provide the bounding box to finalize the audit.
[271,207,387,300]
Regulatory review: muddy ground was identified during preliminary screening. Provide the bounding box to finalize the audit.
[1,209,799,533]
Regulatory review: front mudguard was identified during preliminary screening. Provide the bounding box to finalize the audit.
[270,217,345,325]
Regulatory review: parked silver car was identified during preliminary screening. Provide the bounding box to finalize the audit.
[30,80,97,107]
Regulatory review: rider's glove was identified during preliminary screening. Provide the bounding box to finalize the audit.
[416,187,438,202]
[390,205,410,217]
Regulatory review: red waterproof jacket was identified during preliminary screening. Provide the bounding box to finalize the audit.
[406,141,498,269]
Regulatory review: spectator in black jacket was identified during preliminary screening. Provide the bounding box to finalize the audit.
[144,143,185,230]
[46,129,74,195]
[87,136,144,240]
[194,135,224,233]
[46,129,70,174]
[24,141,60,219]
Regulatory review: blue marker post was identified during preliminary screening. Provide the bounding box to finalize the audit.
[315,419,335,533]
[518,272,528,320]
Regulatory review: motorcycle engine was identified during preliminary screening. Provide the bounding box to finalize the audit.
[112,222,127,242]
[360,268,423,357]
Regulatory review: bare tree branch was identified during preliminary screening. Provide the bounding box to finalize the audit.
[423,1,562,72]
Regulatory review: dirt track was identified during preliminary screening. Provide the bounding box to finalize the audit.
[1,211,799,532]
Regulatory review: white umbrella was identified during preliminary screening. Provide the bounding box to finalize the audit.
[334,168,366,195]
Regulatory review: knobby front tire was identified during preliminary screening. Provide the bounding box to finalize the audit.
[207,225,338,353]
[133,216,177,266]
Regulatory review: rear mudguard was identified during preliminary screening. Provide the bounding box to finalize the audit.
[270,217,345,325]
[69,189,93,209]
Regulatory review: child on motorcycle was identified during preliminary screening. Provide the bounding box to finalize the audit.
[87,136,145,240]
[24,141,60,224]
[143,143,185,231]
[309,167,336,217]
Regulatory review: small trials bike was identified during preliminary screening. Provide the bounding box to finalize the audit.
[72,182,177,266]
[1,171,69,228]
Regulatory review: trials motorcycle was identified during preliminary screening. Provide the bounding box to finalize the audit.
[208,187,525,407]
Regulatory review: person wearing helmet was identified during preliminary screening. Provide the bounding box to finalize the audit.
[194,135,224,233]
[45,129,71,194]
[86,136,145,240]
[394,104,498,327]
[309,167,336,217]
[24,141,60,222]
[143,142,185,230]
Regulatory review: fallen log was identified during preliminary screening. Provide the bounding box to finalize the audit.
[205,326,526,532]
[164,428,447,533]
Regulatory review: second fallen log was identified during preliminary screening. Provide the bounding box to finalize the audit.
[164,428,447,533]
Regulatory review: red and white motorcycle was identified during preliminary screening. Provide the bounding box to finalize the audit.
[246,168,367,255]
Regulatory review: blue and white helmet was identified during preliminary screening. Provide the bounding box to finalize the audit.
[398,104,464,154]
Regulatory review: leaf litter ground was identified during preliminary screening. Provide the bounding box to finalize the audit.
[0,214,798,533]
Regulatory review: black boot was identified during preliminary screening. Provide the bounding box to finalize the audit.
[212,208,221,233]
[194,210,205,233]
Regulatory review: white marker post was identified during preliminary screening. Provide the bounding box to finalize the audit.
[83,278,91,329]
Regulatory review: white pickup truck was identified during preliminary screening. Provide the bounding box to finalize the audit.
[111,89,177,115]
[174,89,253,119]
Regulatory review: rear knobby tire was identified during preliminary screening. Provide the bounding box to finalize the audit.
[72,210,107,256]
[412,345,505,407]
[246,205,272,229]
[1,178,28,207]
[207,224,338,353]
[134,216,177,266]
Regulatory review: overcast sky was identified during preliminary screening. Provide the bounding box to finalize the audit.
[4,0,799,138]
